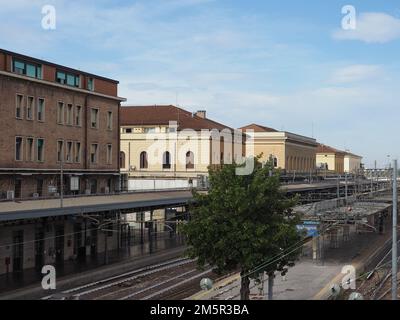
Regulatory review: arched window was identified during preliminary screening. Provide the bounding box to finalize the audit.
[140,151,148,169]
[120,151,126,169]
[186,151,194,169]
[163,151,171,169]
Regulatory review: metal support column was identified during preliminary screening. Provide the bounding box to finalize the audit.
[392,159,398,300]
[140,212,144,245]
[149,210,154,254]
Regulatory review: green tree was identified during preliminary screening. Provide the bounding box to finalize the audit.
[182,157,303,300]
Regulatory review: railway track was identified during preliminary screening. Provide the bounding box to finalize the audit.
[41,257,215,300]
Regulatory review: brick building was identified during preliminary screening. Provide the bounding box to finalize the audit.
[0,49,126,200]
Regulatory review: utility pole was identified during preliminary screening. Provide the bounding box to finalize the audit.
[370,169,373,194]
[337,176,340,199]
[60,157,64,208]
[392,159,398,300]
[345,172,348,204]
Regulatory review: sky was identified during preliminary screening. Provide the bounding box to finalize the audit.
[1,0,399,168]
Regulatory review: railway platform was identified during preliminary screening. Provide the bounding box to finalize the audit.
[0,237,186,300]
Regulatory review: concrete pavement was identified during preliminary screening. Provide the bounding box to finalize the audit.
[189,226,392,300]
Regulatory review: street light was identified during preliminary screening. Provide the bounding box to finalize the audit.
[392,159,398,301]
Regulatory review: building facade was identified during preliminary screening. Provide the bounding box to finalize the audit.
[344,152,363,174]
[239,124,318,173]
[316,144,345,174]
[0,49,125,200]
[120,105,246,190]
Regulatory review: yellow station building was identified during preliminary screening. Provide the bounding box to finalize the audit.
[120,105,246,190]
[239,124,318,173]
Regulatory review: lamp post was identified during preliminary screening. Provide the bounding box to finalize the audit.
[392,159,398,301]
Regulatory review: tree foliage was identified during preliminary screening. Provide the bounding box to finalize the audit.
[182,157,303,299]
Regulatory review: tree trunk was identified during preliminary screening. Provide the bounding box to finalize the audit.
[240,271,250,300]
[268,271,274,300]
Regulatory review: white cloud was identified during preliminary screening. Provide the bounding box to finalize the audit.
[329,65,384,84]
[333,12,400,43]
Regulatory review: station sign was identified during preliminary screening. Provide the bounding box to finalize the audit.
[297,221,320,237]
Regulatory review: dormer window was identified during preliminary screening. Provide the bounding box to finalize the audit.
[88,77,94,91]
[56,70,80,88]
[13,59,42,79]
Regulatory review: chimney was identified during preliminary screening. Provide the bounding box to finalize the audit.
[195,110,206,119]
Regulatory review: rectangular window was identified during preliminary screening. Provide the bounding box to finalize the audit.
[107,111,113,130]
[26,64,36,78]
[67,104,73,125]
[37,98,45,121]
[57,140,64,162]
[57,102,64,124]
[13,61,25,75]
[144,127,156,133]
[56,70,80,87]
[66,141,73,163]
[75,142,81,163]
[37,139,44,162]
[26,96,34,120]
[90,144,98,164]
[75,106,82,126]
[106,144,112,165]
[91,108,99,129]
[56,71,66,84]
[26,137,34,161]
[16,94,24,119]
[87,78,94,91]
[15,137,23,161]
[13,59,42,79]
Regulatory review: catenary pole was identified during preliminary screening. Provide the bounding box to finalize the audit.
[392,159,398,300]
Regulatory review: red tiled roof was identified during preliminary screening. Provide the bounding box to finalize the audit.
[317,144,345,155]
[239,123,278,133]
[120,105,233,131]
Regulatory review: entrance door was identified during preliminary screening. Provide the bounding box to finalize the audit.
[55,226,64,266]
[14,179,22,199]
[36,179,44,197]
[107,178,113,193]
[74,223,86,261]
[12,231,24,273]
[35,228,45,271]
[90,179,98,195]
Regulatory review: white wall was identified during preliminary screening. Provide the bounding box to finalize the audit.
[127,179,198,191]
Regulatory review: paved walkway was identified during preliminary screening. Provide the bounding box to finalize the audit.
[190,227,392,300]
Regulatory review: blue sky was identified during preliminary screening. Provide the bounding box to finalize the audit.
[1,0,400,167]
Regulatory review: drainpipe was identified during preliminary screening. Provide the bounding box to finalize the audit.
[84,95,89,193]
